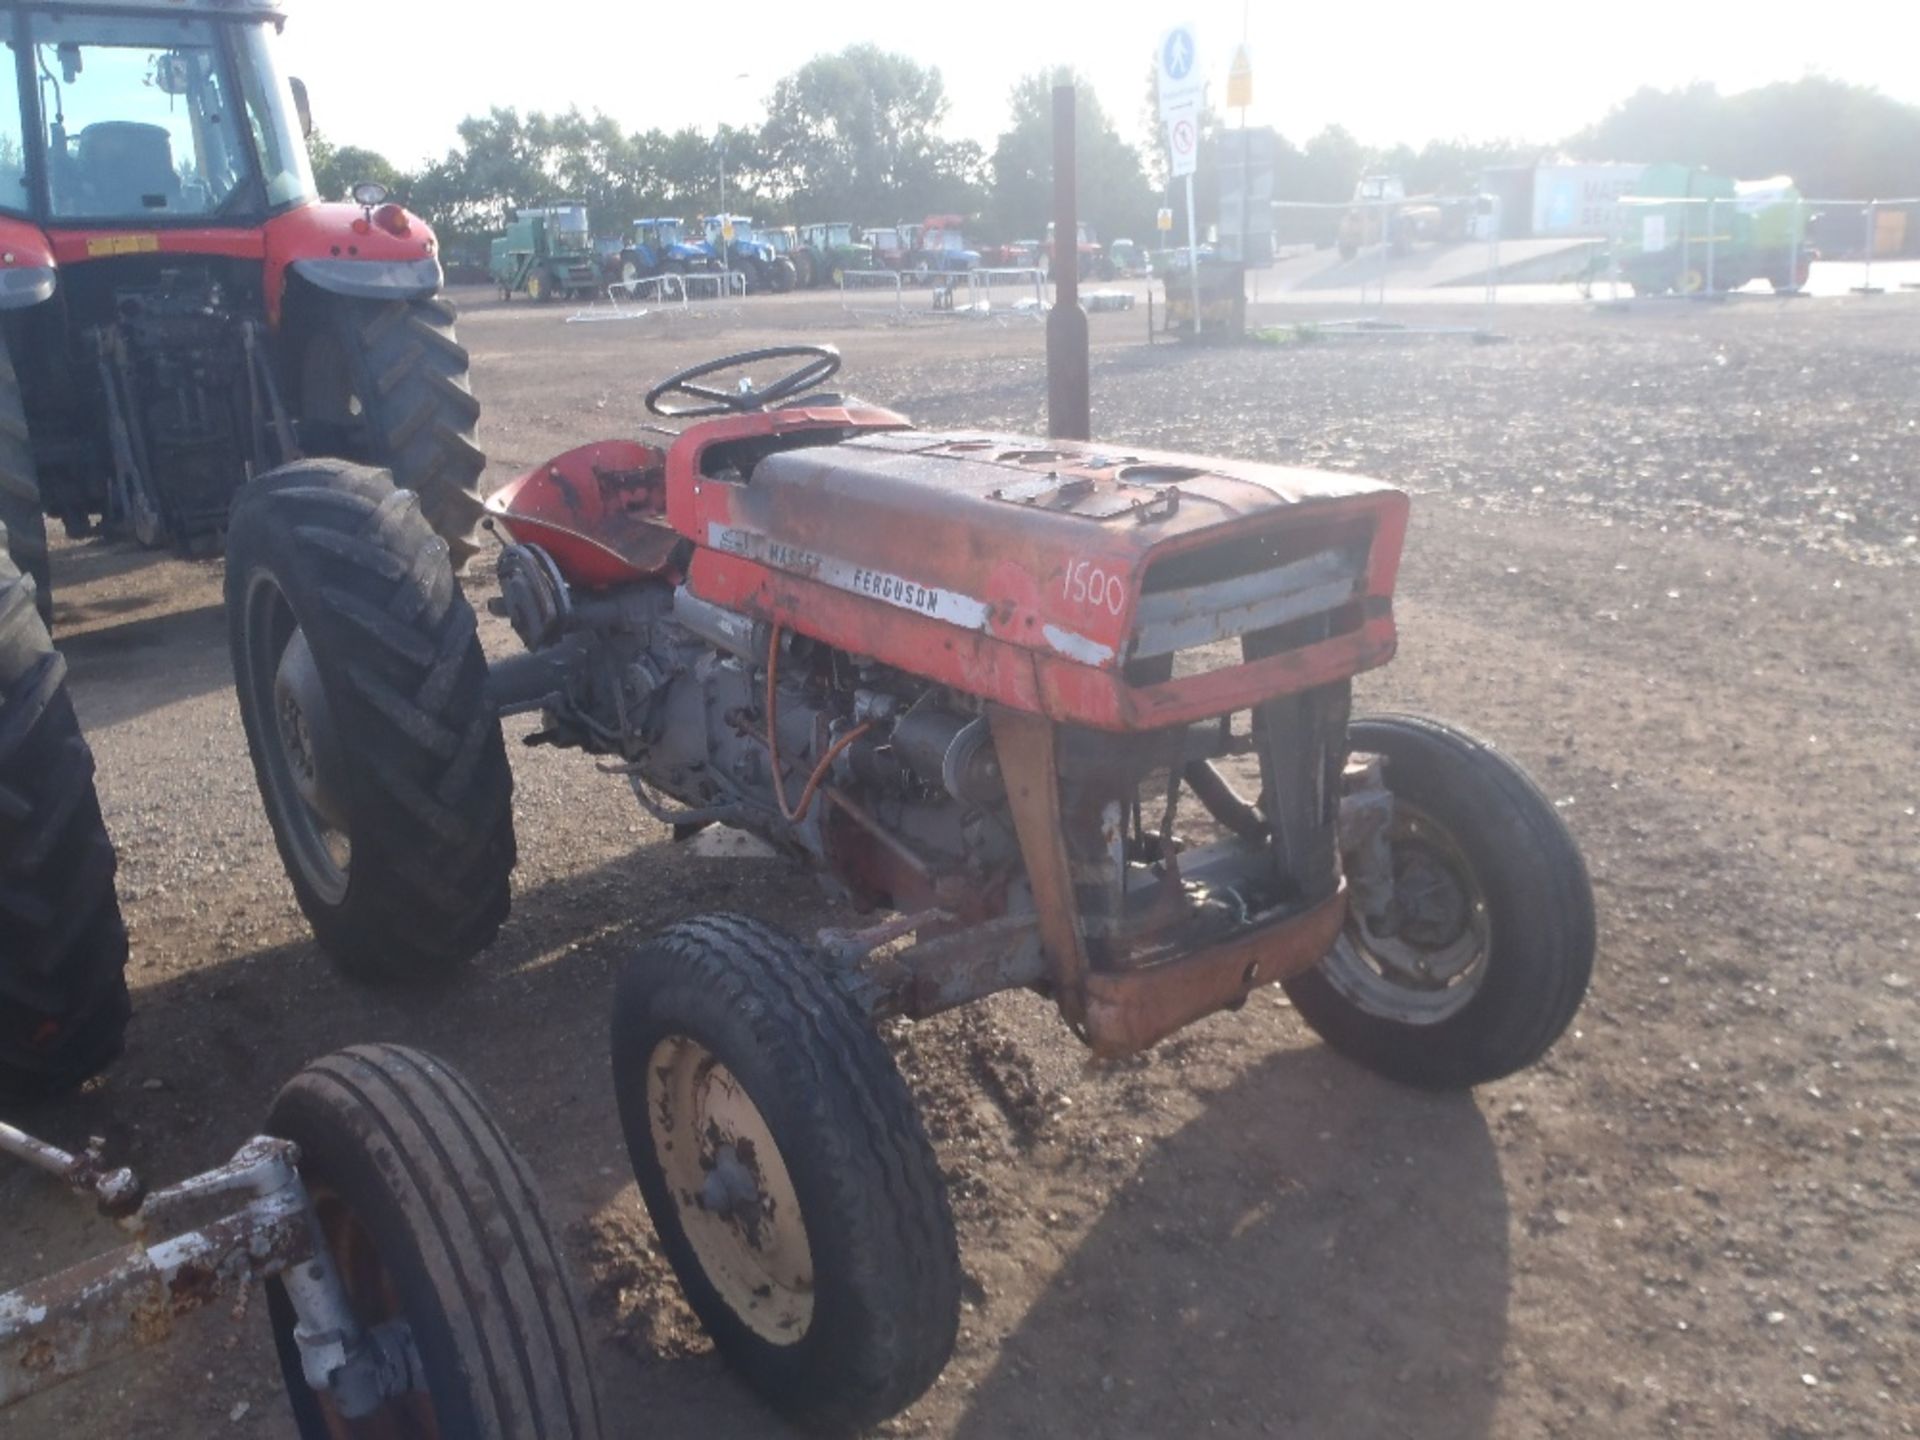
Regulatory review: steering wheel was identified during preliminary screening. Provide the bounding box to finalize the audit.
[645,345,842,418]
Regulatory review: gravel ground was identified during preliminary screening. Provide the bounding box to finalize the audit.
[2,289,1916,1440]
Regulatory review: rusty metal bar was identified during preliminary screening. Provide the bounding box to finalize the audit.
[1046,80,1090,441]
[989,705,1092,1023]
[0,1122,142,1219]
[0,1145,315,1407]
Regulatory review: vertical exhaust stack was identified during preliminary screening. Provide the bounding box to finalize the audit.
[1047,80,1091,441]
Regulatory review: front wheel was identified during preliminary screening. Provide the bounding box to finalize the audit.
[0,533,129,1097]
[225,460,516,980]
[266,1044,603,1438]
[1284,714,1594,1090]
[295,296,487,568]
[611,914,960,1432]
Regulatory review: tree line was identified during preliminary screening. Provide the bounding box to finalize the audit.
[309,51,1920,252]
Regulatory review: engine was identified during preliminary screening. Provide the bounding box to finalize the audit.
[495,546,1022,919]
[89,265,259,547]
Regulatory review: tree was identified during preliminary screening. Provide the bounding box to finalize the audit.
[760,47,981,222]
[991,71,1156,244]
[307,131,403,202]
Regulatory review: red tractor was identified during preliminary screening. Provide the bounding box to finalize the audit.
[0,0,484,623]
[226,345,1594,1433]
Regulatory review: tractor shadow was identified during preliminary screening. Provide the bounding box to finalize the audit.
[950,1048,1510,1440]
[58,601,231,729]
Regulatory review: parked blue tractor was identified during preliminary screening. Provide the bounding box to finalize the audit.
[698,215,797,293]
[619,218,713,285]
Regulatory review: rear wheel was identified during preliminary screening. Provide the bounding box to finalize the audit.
[226,459,515,980]
[0,531,129,1098]
[266,1044,603,1439]
[1284,714,1594,1089]
[296,296,487,569]
[0,330,51,627]
[612,914,960,1432]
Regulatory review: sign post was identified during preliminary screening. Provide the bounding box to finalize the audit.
[1228,42,1252,265]
[1157,24,1203,334]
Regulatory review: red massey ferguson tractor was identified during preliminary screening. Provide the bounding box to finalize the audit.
[226,345,1594,1433]
[0,0,484,623]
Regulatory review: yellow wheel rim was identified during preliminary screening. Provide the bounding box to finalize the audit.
[648,1036,814,1345]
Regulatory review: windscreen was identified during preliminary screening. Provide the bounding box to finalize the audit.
[31,13,250,219]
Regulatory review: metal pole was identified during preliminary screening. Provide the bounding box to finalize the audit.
[1046,82,1090,440]
[1862,200,1877,293]
[1788,196,1803,296]
[1186,172,1202,336]
[1705,195,1716,296]
[1483,196,1499,333]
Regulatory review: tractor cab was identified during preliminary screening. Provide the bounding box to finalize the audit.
[5,0,315,225]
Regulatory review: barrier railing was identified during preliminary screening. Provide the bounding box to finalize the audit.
[839,267,907,321]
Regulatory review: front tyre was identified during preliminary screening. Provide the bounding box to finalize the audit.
[0,532,130,1098]
[265,1044,604,1438]
[611,914,960,1433]
[0,330,51,626]
[297,297,487,567]
[226,460,515,980]
[1284,714,1594,1090]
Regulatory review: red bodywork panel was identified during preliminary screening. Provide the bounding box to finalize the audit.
[26,201,438,326]
[497,409,1409,733]
[0,216,56,271]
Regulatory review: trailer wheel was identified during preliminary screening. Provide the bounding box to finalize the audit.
[265,1044,603,1439]
[298,295,487,568]
[1284,714,1594,1090]
[226,459,515,980]
[0,332,51,627]
[0,530,129,1098]
[611,914,960,1433]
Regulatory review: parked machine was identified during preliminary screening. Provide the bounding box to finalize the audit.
[913,214,981,277]
[697,214,795,293]
[1045,219,1106,280]
[795,220,874,287]
[226,343,1595,1435]
[1615,167,1812,295]
[491,202,600,302]
[1338,175,1443,259]
[618,216,711,285]
[0,0,486,618]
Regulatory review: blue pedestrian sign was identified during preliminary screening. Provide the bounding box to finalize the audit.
[1162,27,1195,81]
[1157,24,1203,117]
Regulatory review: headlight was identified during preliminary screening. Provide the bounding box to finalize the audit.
[351,180,390,209]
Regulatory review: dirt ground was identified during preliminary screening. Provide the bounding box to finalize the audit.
[3,287,1917,1439]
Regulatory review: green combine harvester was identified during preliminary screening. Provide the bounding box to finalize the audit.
[490,202,600,302]
[1617,165,1812,296]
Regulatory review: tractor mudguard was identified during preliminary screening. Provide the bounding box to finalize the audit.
[287,256,443,303]
[0,218,56,311]
[262,201,444,325]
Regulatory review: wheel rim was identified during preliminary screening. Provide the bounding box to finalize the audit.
[647,1035,813,1345]
[305,1184,439,1438]
[244,571,352,905]
[1323,800,1491,1025]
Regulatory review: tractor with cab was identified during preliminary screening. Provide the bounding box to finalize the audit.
[0,0,486,620]
[617,215,712,286]
[796,219,873,288]
[490,201,600,302]
[225,344,1594,1434]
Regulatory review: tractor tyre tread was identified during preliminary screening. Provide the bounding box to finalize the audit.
[612,913,960,1434]
[265,1044,603,1439]
[0,539,128,1098]
[328,297,487,569]
[0,332,51,626]
[226,461,514,980]
[1284,713,1594,1089]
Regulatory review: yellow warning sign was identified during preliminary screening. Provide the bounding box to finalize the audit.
[1227,43,1253,109]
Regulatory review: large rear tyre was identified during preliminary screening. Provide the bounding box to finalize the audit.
[226,460,515,980]
[265,1044,604,1439]
[611,914,960,1433]
[1284,714,1594,1090]
[296,296,487,569]
[0,331,51,627]
[0,532,129,1099]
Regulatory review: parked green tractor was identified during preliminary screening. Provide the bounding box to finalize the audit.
[490,202,600,302]
[795,221,874,288]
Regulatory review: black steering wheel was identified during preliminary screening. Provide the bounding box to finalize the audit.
[644,345,843,418]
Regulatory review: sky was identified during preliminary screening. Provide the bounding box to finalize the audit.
[287,1,1920,169]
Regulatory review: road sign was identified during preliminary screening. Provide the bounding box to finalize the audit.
[721,220,735,243]
[1167,108,1199,180]
[1157,24,1202,117]
[1227,42,1252,109]
[1157,207,1174,233]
